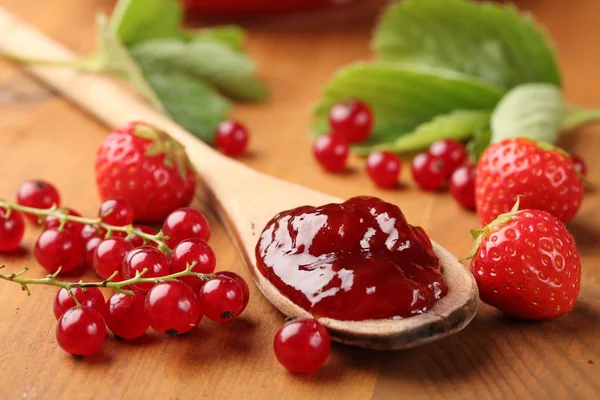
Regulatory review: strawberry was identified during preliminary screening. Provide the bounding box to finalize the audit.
[467,205,581,320]
[95,122,196,222]
[475,138,584,226]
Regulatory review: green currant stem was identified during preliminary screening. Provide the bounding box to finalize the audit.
[0,52,105,72]
[0,263,213,297]
[0,200,171,254]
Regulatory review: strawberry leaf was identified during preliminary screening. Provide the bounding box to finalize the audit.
[374,0,561,90]
[129,39,268,102]
[313,63,504,149]
[353,109,491,155]
[490,83,563,144]
[561,104,600,130]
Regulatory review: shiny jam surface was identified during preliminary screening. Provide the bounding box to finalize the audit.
[256,196,448,321]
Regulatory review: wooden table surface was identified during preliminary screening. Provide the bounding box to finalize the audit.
[0,0,598,399]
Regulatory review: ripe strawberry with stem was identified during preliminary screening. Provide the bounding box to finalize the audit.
[475,138,584,226]
[466,201,581,320]
[95,122,197,222]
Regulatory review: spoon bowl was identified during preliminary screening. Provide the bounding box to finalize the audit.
[0,7,479,350]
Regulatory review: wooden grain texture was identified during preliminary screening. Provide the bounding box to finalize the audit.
[0,0,598,399]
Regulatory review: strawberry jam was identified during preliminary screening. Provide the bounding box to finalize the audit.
[256,196,447,321]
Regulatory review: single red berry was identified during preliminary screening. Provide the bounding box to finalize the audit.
[215,271,250,313]
[274,319,331,374]
[0,207,25,252]
[429,139,467,177]
[95,121,196,222]
[329,99,373,143]
[366,151,401,188]
[83,236,102,267]
[81,224,105,242]
[215,120,249,157]
[162,208,211,248]
[145,281,202,335]
[129,224,158,248]
[469,209,581,320]
[16,180,61,224]
[98,199,134,226]
[105,292,150,340]
[476,138,584,225]
[56,306,106,356]
[44,208,84,237]
[313,134,349,173]
[34,229,82,274]
[571,155,587,177]
[449,164,476,210]
[122,246,170,293]
[411,152,446,191]
[53,287,105,320]
[171,239,216,291]
[92,237,131,280]
[199,275,245,322]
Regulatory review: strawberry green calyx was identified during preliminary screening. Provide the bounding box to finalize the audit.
[534,139,570,158]
[132,123,196,181]
[464,198,522,261]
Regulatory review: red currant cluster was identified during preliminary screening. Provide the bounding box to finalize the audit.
[0,180,249,357]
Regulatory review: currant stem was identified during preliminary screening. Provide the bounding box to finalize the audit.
[0,52,105,73]
[0,263,213,297]
[0,200,171,253]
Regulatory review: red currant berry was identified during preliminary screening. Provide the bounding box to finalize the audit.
[313,134,349,173]
[145,281,202,335]
[274,319,331,374]
[34,229,82,274]
[53,287,105,320]
[199,275,245,322]
[56,306,106,356]
[122,246,170,293]
[449,164,477,211]
[16,180,61,224]
[83,236,102,267]
[105,292,149,340]
[45,208,84,236]
[129,224,158,248]
[411,152,446,191]
[366,151,401,188]
[329,99,373,143]
[81,224,104,242]
[0,207,25,252]
[215,120,249,157]
[171,239,216,291]
[162,208,211,248]
[98,199,134,226]
[428,139,467,177]
[215,271,250,313]
[93,237,131,280]
[571,155,587,177]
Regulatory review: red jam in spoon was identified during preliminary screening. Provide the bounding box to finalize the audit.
[255,196,447,321]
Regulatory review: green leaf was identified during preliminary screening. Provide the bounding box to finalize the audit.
[490,83,563,144]
[374,0,561,90]
[354,110,490,155]
[313,62,504,147]
[130,39,268,102]
[109,0,182,46]
[140,65,231,143]
[95,13,164,111]
[189,26,246,50]
[561,104,600,130]
[467,124,492,162]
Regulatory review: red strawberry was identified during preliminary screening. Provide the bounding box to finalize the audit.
[467,206,581,320]
[475,138,583,226]
[95,122,196,222]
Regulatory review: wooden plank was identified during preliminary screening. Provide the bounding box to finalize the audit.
[0,0,598,399]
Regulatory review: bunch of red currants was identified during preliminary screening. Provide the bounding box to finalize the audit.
[0,180,249,357]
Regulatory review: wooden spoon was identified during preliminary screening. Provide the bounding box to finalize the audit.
[0,8,479,350]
